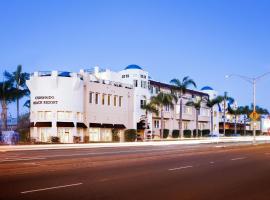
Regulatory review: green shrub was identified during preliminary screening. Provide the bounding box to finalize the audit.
[112,129,120,142]
[172,130,179,138]
[202,129,210,137]
[193,129,201,137]
[73,136,81,143]
[184,130,192,138]
[84,136,89,143]
[163,129,169,138]
[124,129,137,142]
[51,136,60,143]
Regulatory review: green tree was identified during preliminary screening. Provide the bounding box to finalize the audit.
[0,80,17,131]
[186,97,206,138]
[151,92,177,139]
[206,96,223,134]
[142,102,159,139]
[220,92,234,135]
[170,77,197,138]
[4,65,30,122]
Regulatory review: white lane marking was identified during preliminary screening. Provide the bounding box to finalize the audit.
[168,165,193,171]
[210,161,215,164]
[231,157,246,161]
[1,157,45,163]
[264,153,270,155]
[215,145,226,148]
[21,183,83,194]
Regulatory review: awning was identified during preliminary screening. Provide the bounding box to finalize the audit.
[89,123,102,128]
[35,122,52,127]
[77,122,87,128]
[113,124,126,129]
[30,122,35,127]
[57,122,75,127]
[101,123,114,128]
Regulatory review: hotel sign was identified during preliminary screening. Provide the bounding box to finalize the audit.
[33,96,58,105]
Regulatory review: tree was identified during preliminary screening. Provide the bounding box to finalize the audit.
[186,96,206,138]
[151,92,177,139]
[206,96,223,135]
[170,77,197,138]
[220,92,234,135]
[0,80,17,131]
[4,65,30,123]
[141,102,159,139]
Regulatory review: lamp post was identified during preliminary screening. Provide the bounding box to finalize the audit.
[225,72,270,144]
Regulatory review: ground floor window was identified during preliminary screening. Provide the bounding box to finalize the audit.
[58,128,72,143]
[38,127,51,142]
[89,128,112,142]
[89,128,100,141]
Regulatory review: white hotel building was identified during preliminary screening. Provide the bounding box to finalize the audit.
[27,64,220,143]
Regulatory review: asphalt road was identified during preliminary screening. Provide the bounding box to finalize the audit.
[1,142,270,200]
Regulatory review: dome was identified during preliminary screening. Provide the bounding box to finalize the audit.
[201,86,214,91]
[124,64,143,70]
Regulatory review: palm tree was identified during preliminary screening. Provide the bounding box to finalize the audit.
[206,96,223,135]
[141,102,159,140]
[170,77,197,138]
[151,92,177,139]
[220,92,234,135]
[4,65,30,123]
[186,97,205,138]
[0,80,17,131]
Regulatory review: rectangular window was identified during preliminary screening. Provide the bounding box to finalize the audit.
[165,105,170,112]
[108,95,111,105]
[89,92,93,103]
[126,74,129,78]
[114,95,117,106]
[119,96,122,107]
[95,93,99,104]
[57,111,65,120]
[140,99,146,108]
[45,111,52,120]
[38,111,44,120]
[122,75,125,78]
[154,120,160,128]
[102,94,105,105]
[134,80,138,87]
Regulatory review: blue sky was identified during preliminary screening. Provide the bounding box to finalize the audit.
[1,0,270,117]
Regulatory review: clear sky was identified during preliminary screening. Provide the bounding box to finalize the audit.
[1,0,270,117]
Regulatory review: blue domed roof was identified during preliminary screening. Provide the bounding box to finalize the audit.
[125,64,143,70]
[201,86,214,91]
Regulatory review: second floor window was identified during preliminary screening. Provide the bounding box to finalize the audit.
[95,93,99,104]
[89,92,93,103]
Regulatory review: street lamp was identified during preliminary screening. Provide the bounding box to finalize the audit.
[225,72,270,144]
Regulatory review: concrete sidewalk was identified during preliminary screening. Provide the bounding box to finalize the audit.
[1,136,270,152]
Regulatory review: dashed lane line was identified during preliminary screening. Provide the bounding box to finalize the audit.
[168,165,193,171]
[21,183,83,194]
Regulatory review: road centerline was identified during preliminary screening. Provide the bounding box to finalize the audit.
[21,182,83,194]
[231,157,247,161]
[168,165,193,171]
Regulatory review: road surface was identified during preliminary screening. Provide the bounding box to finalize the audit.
[1,142,270,200]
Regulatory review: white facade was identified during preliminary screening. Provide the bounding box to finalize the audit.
[27,64,216,143]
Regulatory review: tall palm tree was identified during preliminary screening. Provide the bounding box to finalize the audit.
[206,96,223,135]
[151,92,177,139]
[170,77,197,138]
[4,65,30,122]
[186,97,205,138]
[141,102,159,139]
[220,92,234,135]
[0,80,17,131]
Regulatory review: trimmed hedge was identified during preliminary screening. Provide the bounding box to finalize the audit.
[172,130,180,138]
[163,129,169,138]
[184,130,192,138]
[202,129,210,137]
[193,129,201,137]
[51,136,60,143]
[112,129,120,142]
[124,129,137,142]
